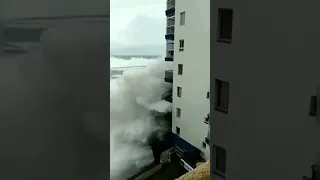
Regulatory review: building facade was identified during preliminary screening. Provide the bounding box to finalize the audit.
[210,1,320,180]
[164,0,211,161]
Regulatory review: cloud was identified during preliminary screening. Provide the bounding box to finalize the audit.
[111,0,165,54]
[115,15,165,46]
[1,0,109,19]
[1,0,166,55]
[110,45,165,56]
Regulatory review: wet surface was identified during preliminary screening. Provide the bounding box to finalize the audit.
[146,161,187,180]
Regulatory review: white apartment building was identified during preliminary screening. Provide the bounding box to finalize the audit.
[210,2,319,180]
[164,0,211,162]
[165,0,319,179]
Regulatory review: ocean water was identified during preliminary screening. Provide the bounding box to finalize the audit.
[110,56,172,180]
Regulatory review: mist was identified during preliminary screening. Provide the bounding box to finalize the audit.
[110,57,172,180]
[0,23,109,180]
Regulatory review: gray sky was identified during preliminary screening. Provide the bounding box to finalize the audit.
[0,0,109,18]
[110,0,165,55]
[1,0,165,55]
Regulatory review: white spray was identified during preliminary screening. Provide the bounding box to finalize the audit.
[110,57,172,180]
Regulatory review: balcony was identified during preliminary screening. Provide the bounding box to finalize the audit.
[205,137,209,145]
[205,121,210,144]
[204,114,209,124]
[167,17,175,27]
[166,0,175,17]
[164,70,173,83]
[166,41,174,50]
[166,26,174,35]
[165,26,174,40]
[165,50,174,61]
[161,89,172,103]
[4,27,45,43]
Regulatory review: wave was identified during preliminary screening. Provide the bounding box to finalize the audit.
[110,56,172,180]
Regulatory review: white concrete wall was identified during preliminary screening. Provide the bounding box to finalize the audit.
[172,0,210,156]
[210,1,320,179]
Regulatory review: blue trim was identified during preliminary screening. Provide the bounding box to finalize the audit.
[170,133,198,153]
[165,8,175,16]
[165,57,173,61]
[165,34,174,40]
[205,137,209,145]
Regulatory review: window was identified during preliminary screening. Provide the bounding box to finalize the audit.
[177,86,182,97]
[179,39,184,51]
[309,96,317,116]
[213,145,227,178]
[215,79,230,113]
[217,8,233,43]
[176,126,180,135]
[178,64,183,75]
[180,12,185,25]
[176,107,181,118]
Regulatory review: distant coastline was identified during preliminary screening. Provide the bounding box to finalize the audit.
[111,55,161,60]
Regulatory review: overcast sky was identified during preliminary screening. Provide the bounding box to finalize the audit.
[0,0,165,55]
[0,0,108,18]
[110,0,165,55]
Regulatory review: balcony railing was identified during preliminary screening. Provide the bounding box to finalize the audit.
[4,27,45,43]
[164,70,173,83]
[204,114,209,124]
[165,49,174,61]
[205,137,209,145]
[166,26,174,34]
[205,118,210,144]
[166,50,174,57]
[161,89,172,103]
[166,0,175,10]
[166,42,174,50]
[167,17,175,27]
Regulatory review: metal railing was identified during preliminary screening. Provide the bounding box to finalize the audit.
[166,50,174,58]
[166,42,174,50]
[167,17,175,27]
[165,70,173,79]
[161,89,172,102]
[166,26,174,34]
[166,0,175,10]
